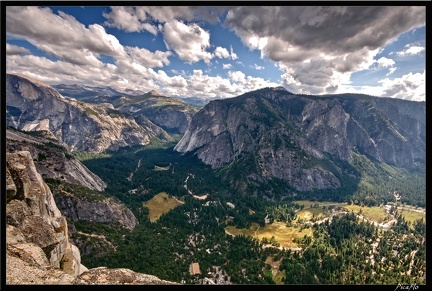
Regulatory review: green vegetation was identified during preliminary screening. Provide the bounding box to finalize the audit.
[73,151,112,161]
[350,152,425,207]
[46,178,110,202]
[72,144,425,285]
[106,108,128,118]
[399,210,425,229]
[84,107,98,116]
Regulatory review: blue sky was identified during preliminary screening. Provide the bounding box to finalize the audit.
[5,5,426,102]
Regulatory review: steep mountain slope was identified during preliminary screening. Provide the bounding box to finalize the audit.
[175,87,425,194]
[114,89,201,134]
[53,84,201,135]
[6,73,173,153]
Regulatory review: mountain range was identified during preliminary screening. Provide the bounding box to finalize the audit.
[5,72,426,284]
[6,73,425,196]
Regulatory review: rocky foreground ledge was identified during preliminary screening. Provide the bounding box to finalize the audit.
[5,150,178,285]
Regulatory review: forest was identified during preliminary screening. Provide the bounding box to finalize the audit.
[57,143,426,285]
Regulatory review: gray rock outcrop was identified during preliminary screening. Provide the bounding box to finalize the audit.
[6,127,106,191]
[6,151,86,278]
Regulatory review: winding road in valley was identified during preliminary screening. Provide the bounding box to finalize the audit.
[127,158,142,182]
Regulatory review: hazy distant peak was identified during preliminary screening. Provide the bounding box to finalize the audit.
[147,89,162,96]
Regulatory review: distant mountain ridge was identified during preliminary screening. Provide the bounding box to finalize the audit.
[175,87,425,194]
[54,82,201,135]
[53,83,143,100]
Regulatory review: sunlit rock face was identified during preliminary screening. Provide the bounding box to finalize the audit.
[6,151,85,278]
[6,73,172,153]
[175,87,425,192]
[6,127,107,191]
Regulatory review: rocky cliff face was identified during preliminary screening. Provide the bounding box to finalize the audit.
[175,87,425,192]
[6,73,172,153]
[6,127,138,231]
[6,127,106,191]
[6,151,177,285]
[51,183,138,231]
[6,151,87,280]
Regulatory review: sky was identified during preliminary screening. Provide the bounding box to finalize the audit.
[5,5,426,103]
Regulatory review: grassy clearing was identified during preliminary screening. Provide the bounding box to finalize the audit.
[153,165,170,171]
[226,221,313,248]
[295,207,330,221]
[143,192,183,222]
[400,209,425,227]
[293,200,320,208]
[343,205,388,223]
[293,200,346,208]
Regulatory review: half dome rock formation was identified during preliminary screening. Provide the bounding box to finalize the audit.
[6,73,172,153]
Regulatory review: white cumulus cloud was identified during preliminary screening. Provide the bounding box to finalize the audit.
[396,44,425,57]
[161,20,214,64]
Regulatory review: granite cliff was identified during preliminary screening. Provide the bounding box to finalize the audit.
[175,87,425,193]
[6,127,138,231]
[6,73,172,153]
[6,127,106,191]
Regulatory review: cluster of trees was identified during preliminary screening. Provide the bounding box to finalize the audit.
[350,152,425,207]
[279,213,425,284]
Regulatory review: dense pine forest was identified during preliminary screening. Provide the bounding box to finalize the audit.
[50,142,426,285]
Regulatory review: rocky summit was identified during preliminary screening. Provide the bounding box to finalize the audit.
[175,87,425,193]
